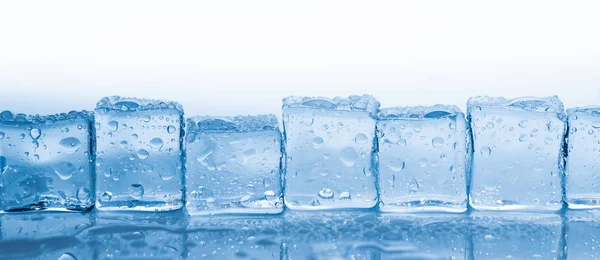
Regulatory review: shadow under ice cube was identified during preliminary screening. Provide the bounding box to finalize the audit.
[94,96,184,211]
[185,115,283,215]
[0,110,93,212]
[377,105,469,213]
[468,96,566,211]
[282,95,379,210]
[566,107,600,209]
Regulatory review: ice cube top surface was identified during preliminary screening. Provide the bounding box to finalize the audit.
[187,114,279,133]
[378,105,463,120]
[467,96,565,117]
[96,96,184,113]
[282,95,380,116]
[0,110,93,125]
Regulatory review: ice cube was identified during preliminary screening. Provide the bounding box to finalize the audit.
[467,96,566,211]
[185,115,283,215]
[0,110,93,212]
[565,107,600,209]
[94,96,184,211]
[377,105,469,212]
[282,95,379,210]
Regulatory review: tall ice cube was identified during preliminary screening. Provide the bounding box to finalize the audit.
[94,96,184,211]
[565,107,600,209]
[185,115,283,215]
[0,110,93,212]
[377,105,469,212]
[468,96,566,211]
[282,95,379,210]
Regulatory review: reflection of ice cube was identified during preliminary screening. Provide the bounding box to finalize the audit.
[566,210,600,259]
[94,96,184,211]
[468,96,566,211]
[377,105,469,213]
[282,95,380,210]
[187,215,284,259]
[0,211,94,259]
[91,211,187,259]
[470,213,564,259]
[0,110,94,212]
[185,115,283,215]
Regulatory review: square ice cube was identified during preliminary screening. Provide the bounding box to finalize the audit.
[94,96,184,211]
[0,110,93,212]
[468,96,566,211]
[565,107,600,209]
[185,115,283,215]
[377,105,469,213]
[282,95,379,210]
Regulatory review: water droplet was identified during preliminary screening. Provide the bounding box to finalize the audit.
[137,149,149,160]
[54,162,75,180]
[129,184,144,200]
[432,137,445,148]
[419,158,428,167]
[243,148,256,163]
[102,191,113,202]
[167,125,176,134]
[301,115,314,126]
[593,121,600,129]
[338,191,351,200]
[76,187,90,203]
[484,235,495,241]
[58,253,78,260]
[263,178,271,187]
[354,133,368,144]
[0,131,4,139]
[480,146,492,157]
[108,120,119,131]
[449,122,456,130]
[19,133,25,139]
[264,190,276,197]
[339,147,358,167]
[519,134,528,142]
[318,188,334,199]
[30,128,41,140]
[312,137,324,147]
[388,159,405,172]
[0,156,7,174]
[58,137,82,154]
[518,120,528,128]
[159,170,176,181]
[245,184,256,194]
[149,138,163,151]
[486,122,494,129]
[397,139,407,147]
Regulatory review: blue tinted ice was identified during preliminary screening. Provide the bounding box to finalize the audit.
[282,95,379,210]
[468,96,566,211]
[565,107,600,209]
[377,105,469,212]
[185,115,283,215]
[0,111,93,212]
[94,96,184,211]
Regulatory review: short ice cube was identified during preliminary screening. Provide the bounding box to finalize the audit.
[565,107,600,209]
[94,96,184,211]
[0,110,93,212]
[282,95,379,210]
[468,96,566,211]
[377,105,469,212]
[185,115,283,215]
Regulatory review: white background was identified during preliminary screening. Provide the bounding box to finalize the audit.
[1,1,599,116]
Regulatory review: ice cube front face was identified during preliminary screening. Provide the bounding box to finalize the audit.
[0,111,93,212]
[282,95,379,210]
[185,115,283,215]
[565,107,600,209]
[468,96,566,211]
[94,97,184,211]
[377,105,469,213]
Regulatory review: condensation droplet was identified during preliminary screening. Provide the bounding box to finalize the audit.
[318,188,334,199]
[149,138,164,151]
[129,184,144,200]
[54,162,75,180]
[108,120,119,131]
[59,137,82,154]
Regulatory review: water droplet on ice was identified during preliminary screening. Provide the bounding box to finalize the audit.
[518,120,528,128]
[102,191,113,202]
[167,125,176,134]
[54,162,75,180]
[149,138,164,151]
[432,137,445,148]
[137,149,149,160]
[339,147,358,166]
[108,120,119,131]
[480,146,492,157]
[129,184,144,200]
[354,133,368,144]
[318,188,334,199]
[59,137,82,154]
[76,187,90,203]
[58,253,78,260]
[593,120,600,129]
[30,128,41,140]
[312,137,324,147]
[338,191,351,200]
[388,159,405,172]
